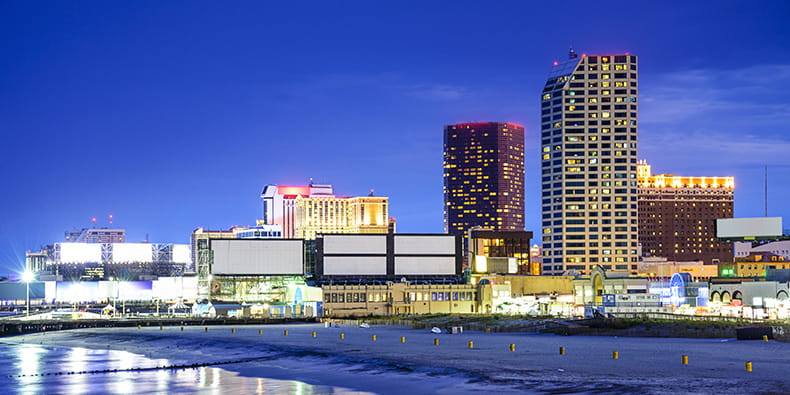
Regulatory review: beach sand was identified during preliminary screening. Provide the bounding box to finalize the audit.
[5,322,790,394]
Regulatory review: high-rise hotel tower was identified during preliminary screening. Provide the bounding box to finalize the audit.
[540,50,639,275]
[444,122,525,235]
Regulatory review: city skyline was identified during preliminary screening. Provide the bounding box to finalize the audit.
[3,2,790,275]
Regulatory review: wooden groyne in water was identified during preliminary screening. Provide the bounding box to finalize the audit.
[0,317,318,337]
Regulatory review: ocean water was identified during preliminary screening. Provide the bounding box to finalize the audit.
[0,338,523,395]
[0,343,370,394]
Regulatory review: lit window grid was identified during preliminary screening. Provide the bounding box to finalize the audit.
[443,123,525,234]
[540,54,639,274]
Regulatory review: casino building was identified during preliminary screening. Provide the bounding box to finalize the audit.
[443,122,525,235]
[637,160,734,265]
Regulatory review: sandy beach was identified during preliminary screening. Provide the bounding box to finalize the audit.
[5,323,790,394]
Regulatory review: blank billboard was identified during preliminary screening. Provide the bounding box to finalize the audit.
[211,239,303,275]
[323,256,386,275]
[322,235,386,254]
[395,257,456,275]
[172,244,191,264]
[112,243,153,263]
[717,217,783,239]
[59,243,102,263]
[394,235,456,255]
[56,281,99,302]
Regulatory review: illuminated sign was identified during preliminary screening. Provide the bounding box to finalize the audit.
[112,243,153,263]
[59,243,102,263]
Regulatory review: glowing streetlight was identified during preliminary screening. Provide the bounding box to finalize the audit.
[21,270,34,317]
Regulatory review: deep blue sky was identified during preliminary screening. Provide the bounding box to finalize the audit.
[3,1,790,274]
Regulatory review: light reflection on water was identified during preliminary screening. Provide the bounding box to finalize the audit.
[2,343,360,394]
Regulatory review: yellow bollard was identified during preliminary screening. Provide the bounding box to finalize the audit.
[371,334,377,341]
[160,326,163,331]
[468,341,474,349]
[312,331,317,338]
[231,328,236,334]
[559,346,565,355]
[137,325,141,330]
[682,355,688,365]
[181,327,184,332]
[284,330,289,336]
[612,351,619,360]
[485,328,491,333]
[205,327,208,332]
[400,336,406,343]
[745,362,753,372]
[763,335,769,342]
[340,333,345,339]
[434,338,439,346]
[509,344,515,352]
[258,329,263,335]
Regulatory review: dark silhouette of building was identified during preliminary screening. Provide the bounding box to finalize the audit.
[443,122,525,235]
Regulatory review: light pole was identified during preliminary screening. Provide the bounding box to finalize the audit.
[22,270,34,317]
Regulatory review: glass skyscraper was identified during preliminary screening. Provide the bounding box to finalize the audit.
[540,50,639,275]
[443,122,525,235]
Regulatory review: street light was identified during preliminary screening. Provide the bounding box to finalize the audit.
[21,270,34,317]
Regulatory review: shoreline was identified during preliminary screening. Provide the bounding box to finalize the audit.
[5,323,790,393]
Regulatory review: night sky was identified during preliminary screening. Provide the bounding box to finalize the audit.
[2,1,790,275]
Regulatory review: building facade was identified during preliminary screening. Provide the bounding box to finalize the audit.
[27,242,191,281]
[735,240,790,260]
[295,195,389,240]
[467,229,535,275]
[541,51,640,275]
[314,233,463,284]
[720,253,790,277]
[637,160,734,265]
[443,122,525,235]
[192,226,249,298]
[262,183,389,240]
[322,282,483,317]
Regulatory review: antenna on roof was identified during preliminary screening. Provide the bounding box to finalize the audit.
[765,165,769,217]
[568,46,578,59]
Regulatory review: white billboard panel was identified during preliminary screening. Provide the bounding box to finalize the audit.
[395,257,456,275]
[211,239,303,275]
[394,235,456,255]
[56,281,99,302]
[112,243,153,263]
[172,244,192,264]
[717,217,783,239]
[59,243,102,263]
[323,256,386,275]
[153,276,198,301]
[323,235,386,254]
